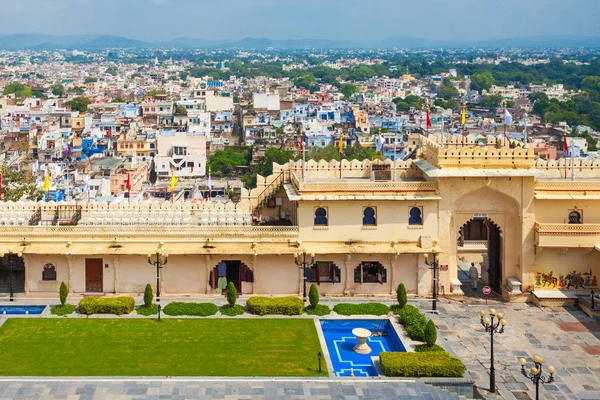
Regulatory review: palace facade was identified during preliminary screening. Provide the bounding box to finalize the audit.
[1,135,599,301]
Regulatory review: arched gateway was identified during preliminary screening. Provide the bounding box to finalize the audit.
[458,218,502,293]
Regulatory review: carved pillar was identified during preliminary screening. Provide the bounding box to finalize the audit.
[344,254,353,295]
[204,254,211,294]
[23,255,30,293]
[389,254,398,295]
[251,254,258,294]
[112,255,119,294]
[66,255,73,293]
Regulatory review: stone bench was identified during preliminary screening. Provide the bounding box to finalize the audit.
[507,277,522,295]
[449,278,464,295]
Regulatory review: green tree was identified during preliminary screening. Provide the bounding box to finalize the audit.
[208,148,248,176]
[3,82,32,97]
[143,283,153,307]
[340,83,358,100]
[254,147,297,177]
[478,94,508,112]
[66,96,92,112]
[68,86,85,95]
[396,283,407,309]
[309,284,319,308]
[145,89,169,98]
[226,281,237,307]
[470,72,495,92]
[1,156,43,201]
[294,74,318,91]
[105,67,118,76]
[84,77,98,83]
[438,82,459,100]
[51,84,65,96]
[59,282,68,306]
[424,319,437,347]
[111,97,125,103]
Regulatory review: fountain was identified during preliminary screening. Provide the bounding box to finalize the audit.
[352,327,372,354]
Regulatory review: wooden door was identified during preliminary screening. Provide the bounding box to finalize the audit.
[85,258,103,293]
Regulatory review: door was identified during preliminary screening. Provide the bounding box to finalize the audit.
[85,258,103,293]
[225,261,241,294]
[486,221,502,294]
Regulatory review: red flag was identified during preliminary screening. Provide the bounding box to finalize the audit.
[563,129,569,155]
[299,133,304,151]
[426,104,432,128]
[125,173,131,191]
[105,129,111,137]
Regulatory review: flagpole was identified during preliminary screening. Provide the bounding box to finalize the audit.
[339,130,343,179]
[523,113,528,149]
[425,101,430,137]
[393,131,397,182]
[461,102,466,147]
[563,127,568,179]
[302,143,306,183]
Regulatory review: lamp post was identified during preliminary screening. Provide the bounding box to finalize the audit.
[423,253,439,311]
[519,356,555,400]
[0,252,22,302]
[147,249,168,319]
[294,250,315,302]
[479,309,508,393]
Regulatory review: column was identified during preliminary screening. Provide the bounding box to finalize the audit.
[389,254,398,295]
[344,254,353,295]
[66,255,73,293]
[112,255,119,294]
[204,254,212,294]
[23,255,30,293]
[251,254,258,294]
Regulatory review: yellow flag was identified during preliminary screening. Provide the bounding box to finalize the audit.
[169,169,178,192]
[42,171,51,191]
[338,132,344,154]
[461,108,466,125]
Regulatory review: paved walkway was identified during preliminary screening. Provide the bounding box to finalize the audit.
[426,300,600,400]
[0,379,465,400]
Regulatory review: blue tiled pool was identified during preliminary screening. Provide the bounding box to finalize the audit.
[0,306,46,315]
[320,319,406,377]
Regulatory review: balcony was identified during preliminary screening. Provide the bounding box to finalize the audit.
[534,223,600,250]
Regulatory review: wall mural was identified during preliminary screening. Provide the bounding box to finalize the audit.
[535,270,598,289]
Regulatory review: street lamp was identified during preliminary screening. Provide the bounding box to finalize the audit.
[294,250,315,302]
[0,252,22,302]
[423,253,439,311]
[519,356,555,400]
[479,309,508,393]
[147,248,168,319]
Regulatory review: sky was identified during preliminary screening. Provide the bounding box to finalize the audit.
[0,0,599,42]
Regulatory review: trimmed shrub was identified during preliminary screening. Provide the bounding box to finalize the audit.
[220,304,245,316]
[163,302,218,316]
[380,352,465,377]
[397,304,428,341]
[50,304,75,316]
[136,304,159,316]
[143,284,153,308]
[246,296,304,316]
[414,344,445,353]
[226,282,237,307]
[333,303,389,316]
[309,284,319,308]
[78,296,135,315]
[305,304,331,316]
[59,282,68,306]
[424,319,438,346]
[396,283,407,309]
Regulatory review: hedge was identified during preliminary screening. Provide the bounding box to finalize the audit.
[246,296,304,316]
[50,304,76,316]
[78,296,135,315]
[333,303,390,316]
[380,352,465,377]
[397,304,428,341]
[163,302,218,316]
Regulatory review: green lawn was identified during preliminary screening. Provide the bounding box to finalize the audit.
[0,319,326,377]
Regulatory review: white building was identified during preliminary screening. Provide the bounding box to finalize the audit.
[155,130,207,178]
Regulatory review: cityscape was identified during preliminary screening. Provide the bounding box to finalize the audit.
[1,1,600,399]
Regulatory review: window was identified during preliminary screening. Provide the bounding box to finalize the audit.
[305,262,341,284]
[568,210,582,224]
[409,207,423,225]
[314,207,328,226]
[354,262,386,284]
[363,207,376,226]
[42,263,57,281]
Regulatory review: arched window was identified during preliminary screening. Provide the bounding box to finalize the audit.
[42,263,57,281]
[409,207,423,225]
[314,207,328,226]
[363,207,377,226]
[568,210,582,224]
[354,262,386,284]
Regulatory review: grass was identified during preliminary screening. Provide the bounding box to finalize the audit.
[414,344,446,353]
[163,302,218,316]
[50,304,76,316]
[136,304,159,316]
[220,304,245,316]
[0,319,326,376]
[333,302,390,316]
[305,304,331,316]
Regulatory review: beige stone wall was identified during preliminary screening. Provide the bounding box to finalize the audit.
[534,248,600,290]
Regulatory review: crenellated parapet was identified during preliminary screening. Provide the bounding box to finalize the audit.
[534,158,600,178]
[422,135,535,169]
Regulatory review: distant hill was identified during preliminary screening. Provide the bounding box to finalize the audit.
[0,33,599,50]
